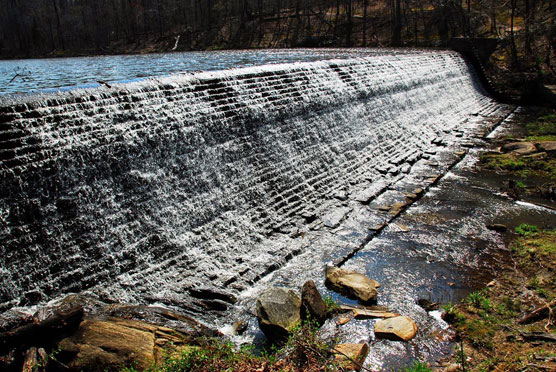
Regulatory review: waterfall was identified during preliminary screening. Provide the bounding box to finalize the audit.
[0,51,504,318]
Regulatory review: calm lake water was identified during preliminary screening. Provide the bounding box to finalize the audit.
[0,48,391,96]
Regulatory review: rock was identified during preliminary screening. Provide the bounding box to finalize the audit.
[337,316,351,325]
[301,280,327,325]
[325,267,380,304]
[255,287,301,342]
[374,316,418,341]
[57,317,189,371]
[322,207,351,228]
[232,320,248,335]
[353,180,389,204]
[486,224,508,232]
[340,304,398,318]
[536,141,556,154]
[522,152,547,159]
[417,299,439,312]
[501,141,537,155]
[351,308,399,319]
[333,343,370,371]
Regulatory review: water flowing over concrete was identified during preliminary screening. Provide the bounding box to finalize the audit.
[0,51,507,324]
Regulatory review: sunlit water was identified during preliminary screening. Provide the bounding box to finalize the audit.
[0,48,411,95]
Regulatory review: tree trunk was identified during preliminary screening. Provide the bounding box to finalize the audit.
[51,0,64,50]
[392,0,402,46]
[510,0,519,67]
[363,0,368,45]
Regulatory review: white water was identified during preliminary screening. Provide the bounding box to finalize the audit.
[0,51,506,325]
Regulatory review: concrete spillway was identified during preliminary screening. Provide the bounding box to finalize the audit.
[0,51,507,321]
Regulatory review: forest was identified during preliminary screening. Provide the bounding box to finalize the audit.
[0,0,555,82]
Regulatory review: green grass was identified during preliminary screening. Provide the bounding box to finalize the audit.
[515,223,539,236]
[525,114,556,137]
[322,296,341,314]
[511,228,556,260]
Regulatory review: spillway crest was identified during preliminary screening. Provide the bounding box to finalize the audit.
[1,51,496,316]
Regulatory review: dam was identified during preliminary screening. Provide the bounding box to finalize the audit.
[0,50,515,365]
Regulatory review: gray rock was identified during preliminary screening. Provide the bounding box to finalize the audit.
[301,280,327,325]
[322,207,351,228]
[501,141,537,155]
[325,267,380,304]
[536,141,556,154]
[255,287,301,342]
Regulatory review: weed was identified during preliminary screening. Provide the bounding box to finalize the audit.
[322,296,341,314]
[467,290,491,311]
[400,361,432,372]
[515,223,539,236]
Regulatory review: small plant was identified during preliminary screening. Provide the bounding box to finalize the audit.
[515,223,539,236]
[516,180,526,188]
[467,291,484,307]
[322,295,341,314]
[401,361,432,372]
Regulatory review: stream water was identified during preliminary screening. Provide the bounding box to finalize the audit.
[0,48,410,95]
[1,49,550,369]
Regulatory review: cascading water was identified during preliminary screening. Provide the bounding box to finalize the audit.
[0,50,509,334]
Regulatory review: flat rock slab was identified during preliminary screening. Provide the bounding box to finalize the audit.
[353,180,389,204]
[501,141,537,155]
[374,316,418,341]
[340,304,398,319]
[57,317,188,371]
[325,267,380,304]
[334,343,370,371]
[536,141,556,153]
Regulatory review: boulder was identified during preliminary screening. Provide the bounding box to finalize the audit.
[374,316,418,341]
[501,142,537,155]
[325,267,380,304]
[57,317,182,371]
[255,287,301,342]
[56,317,192,371]
[301,280,327,325]
[417,299,439,312]
[333,343,370,371]
[536,141,556,154]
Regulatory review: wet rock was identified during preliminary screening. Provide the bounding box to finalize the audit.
[189,286,237,304]
[322,207,351,228]
[374,316,418,341]
[325,267,380,304]
[232,320,248,335]
[536,141,556,154]
[333,343,369,371]
[301,280,327,325]
[255,287,301,342]
[501,141,537,155]
[332,190,348,201]
[353,180,389,204]
[486,224,508,232]
[417,299,439,312]
[57,317,190,372]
